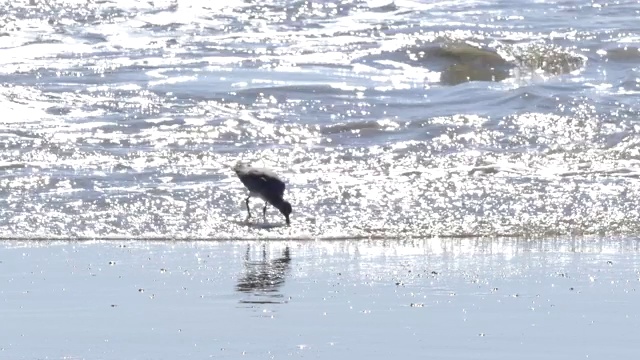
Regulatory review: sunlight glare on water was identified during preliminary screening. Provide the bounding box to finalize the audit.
[1,0,640,239]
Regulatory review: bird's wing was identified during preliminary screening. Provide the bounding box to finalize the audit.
[235,166,286,197]
[260,175,286,197]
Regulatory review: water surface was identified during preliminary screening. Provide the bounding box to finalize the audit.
[2,0,640,239]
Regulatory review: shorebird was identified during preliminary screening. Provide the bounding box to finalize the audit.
[233,163,292,226]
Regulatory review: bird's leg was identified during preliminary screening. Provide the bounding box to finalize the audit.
[245,197,252,219]
[262,202,268,222]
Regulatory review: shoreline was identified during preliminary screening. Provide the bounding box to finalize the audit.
[2,237,639,359]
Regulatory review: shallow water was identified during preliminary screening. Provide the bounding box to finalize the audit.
[2,0,640,239]
[2,237,640,359]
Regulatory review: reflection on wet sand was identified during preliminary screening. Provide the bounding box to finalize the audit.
[235,245,291,304]
[2,238,640,360]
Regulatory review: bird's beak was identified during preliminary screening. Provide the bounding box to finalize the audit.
[285,216,290,226]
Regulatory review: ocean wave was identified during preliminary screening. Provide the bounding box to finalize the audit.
[0,0,638,240]
[601,46,640,62]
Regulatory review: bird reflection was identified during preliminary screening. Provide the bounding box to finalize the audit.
[236,244,291,304]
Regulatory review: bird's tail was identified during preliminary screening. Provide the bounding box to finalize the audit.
[232,160,250,174]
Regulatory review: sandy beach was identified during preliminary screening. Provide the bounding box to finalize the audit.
[2,237,639,359]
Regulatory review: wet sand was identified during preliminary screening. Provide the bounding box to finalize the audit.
[1,238,639,359]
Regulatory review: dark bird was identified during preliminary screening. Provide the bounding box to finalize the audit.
[233,162,292,226]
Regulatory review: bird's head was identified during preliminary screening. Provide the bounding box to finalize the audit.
[277,200,292,226]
